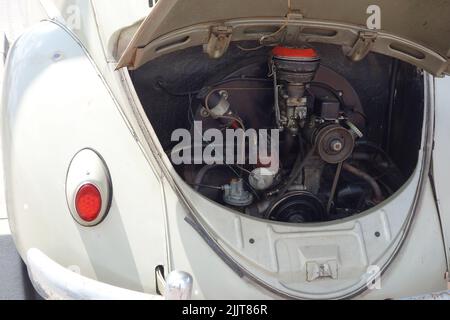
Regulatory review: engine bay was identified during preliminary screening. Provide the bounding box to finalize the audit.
[131,42,424,224]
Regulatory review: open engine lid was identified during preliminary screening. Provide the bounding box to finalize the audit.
[118,0,450,73]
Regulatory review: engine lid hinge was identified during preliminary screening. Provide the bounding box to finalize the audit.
[204,25,233,59]
[345,31,378,62]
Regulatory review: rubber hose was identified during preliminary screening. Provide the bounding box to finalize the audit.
[342,163,384,203]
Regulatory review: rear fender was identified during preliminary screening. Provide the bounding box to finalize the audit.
[1,21,167,294]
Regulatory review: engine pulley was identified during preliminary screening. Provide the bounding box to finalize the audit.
[266,191,326,223]
[314,124,355,164]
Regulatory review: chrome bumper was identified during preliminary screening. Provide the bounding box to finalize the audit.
[27,248,450,300]
[26,248,193,300]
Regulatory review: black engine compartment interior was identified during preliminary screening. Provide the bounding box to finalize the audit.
[130,42,424,223]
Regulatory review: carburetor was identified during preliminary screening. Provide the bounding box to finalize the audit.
[272,45,360,164]
[272,45,320,135]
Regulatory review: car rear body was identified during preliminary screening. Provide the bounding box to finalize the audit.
[2,0,450,299]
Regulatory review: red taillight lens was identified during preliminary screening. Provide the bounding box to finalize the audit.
[75,184,102,222]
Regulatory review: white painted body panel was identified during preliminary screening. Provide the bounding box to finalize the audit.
[38,0,149,62]
[431,76,450,270]
[2,21,168,294]
[1,1,449,299]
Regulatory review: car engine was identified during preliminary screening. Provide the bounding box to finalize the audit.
[132,42,422,224]
[169,45,402,223]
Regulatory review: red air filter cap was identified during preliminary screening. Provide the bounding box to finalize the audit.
[272,46,319,59]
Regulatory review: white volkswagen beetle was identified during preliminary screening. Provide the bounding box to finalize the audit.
[2,0,450,300]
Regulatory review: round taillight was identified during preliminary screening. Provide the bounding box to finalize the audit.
[75,184,102,222]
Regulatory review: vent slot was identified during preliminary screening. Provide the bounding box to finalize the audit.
[301,28,338,37]
[389,43,426,60]
[243,26,282,36]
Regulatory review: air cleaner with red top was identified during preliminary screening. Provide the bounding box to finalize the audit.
[272,45,320,84]
[272,46,320,60]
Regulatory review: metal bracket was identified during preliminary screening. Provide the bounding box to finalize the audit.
[345,31,378,62]
[283,12,304,46]
[205,26,233,59]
